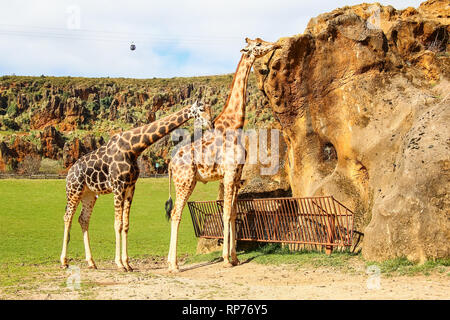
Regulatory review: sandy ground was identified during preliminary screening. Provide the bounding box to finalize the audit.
[3,258,449,300]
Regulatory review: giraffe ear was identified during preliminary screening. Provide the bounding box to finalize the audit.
[245,37,250,43]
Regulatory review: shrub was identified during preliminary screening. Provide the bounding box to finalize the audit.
[61,92,70,100]
[6,102,17,116]
[39,158,62,174]
[6,162,16,173]
[100,96,113,109]
[155,110,165,120]
[85,101,100,115]
[2,118,20,130]
[18,155,41,174]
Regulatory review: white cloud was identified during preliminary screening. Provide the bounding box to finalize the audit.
[0,0,424,78]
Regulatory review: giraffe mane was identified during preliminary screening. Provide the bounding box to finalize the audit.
[213,54,245,124]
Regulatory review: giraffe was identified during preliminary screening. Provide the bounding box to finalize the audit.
[60,101,212,272]
[165,38,280,272]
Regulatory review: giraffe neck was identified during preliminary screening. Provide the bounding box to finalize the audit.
[120,106,193,156]
[214,54,254,131]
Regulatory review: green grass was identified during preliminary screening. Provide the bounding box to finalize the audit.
[0,178,219,287]
[366,257,450,276]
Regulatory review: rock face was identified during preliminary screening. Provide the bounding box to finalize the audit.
[0,74,271,173]
[0,136,40,172]
[253,0,449,262]
[239,129,291,199]
[40,126,65,160]
[62,135,105,168]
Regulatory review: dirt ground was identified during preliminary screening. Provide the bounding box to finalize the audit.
[4,258,449,300]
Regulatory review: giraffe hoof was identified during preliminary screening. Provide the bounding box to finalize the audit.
[231,259,240,266]
[60,264,69,270]
[88,264,97,270]
[125,266,133,272]
[117,266,127,272]
[168,267,180,273]
[223,262,234,268]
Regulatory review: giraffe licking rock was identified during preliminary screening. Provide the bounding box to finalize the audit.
[165,38,281,272]
[60,101,212,271]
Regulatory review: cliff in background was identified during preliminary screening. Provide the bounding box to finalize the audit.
[254,0,449,261]
[0,74,272,174]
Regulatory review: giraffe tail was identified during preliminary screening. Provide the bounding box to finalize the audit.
[164,163,173,221]
[64,204,70,243]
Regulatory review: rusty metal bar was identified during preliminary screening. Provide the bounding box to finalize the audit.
[298,198,312,246]
[304,198,320,250]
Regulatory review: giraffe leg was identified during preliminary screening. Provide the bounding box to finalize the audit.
[60,192,81,269]
[167,218,181,273]
[222,175,235,268]
[167,178,196,273]
[229,185,240,266]
[113,192,126,271]
[78,190,97,269]
[230,166,244,266]
[121,186,135,272]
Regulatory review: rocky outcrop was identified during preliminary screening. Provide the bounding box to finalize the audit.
[0,141,16,171]
[62,135,105,168]
[40,126,65,160]
[0,136,40,172]
[62,138,86,169]
[239,129,291,199]
[254,0,449,262]
[1,75,259,132]
[0,74,271,173]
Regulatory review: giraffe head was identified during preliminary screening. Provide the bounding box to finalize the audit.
[240,37,281,59]
[189,100,213,129]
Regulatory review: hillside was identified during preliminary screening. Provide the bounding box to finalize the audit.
[0,73,272,174]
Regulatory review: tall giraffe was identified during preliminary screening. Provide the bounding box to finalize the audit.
[165,38,280,272]
[60,101,211,271]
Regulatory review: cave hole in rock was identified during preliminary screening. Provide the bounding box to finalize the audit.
[319,141,338,176]
[322,142,337,162]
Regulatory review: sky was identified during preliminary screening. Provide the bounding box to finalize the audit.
[0,0,424,79]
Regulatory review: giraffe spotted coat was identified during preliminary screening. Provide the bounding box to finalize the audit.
[61,101,211,271]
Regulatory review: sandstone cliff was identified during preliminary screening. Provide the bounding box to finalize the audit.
[0,74,271,173]
[254,0,449,262]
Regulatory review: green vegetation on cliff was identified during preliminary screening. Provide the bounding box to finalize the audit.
[0,74,273,174]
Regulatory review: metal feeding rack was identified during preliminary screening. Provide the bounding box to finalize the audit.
[187,196,354,255]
